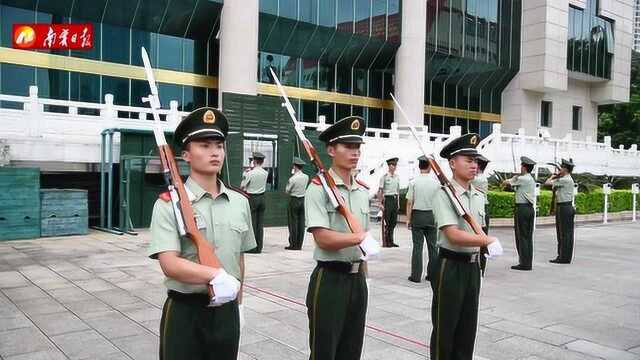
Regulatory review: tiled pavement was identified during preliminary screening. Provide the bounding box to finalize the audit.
[0,221,639,359]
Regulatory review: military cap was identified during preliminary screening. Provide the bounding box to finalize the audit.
[292,157,306,166]
[386,157,399,164]
[173,107,228,148]
[561,158,575,170]
[439,133,481,159]
[476,154,490,164]
[520,156,536,166]
[417,155,428,162]
[252,152,266,160]
[318,116,366,144]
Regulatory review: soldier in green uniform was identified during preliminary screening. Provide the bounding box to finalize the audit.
[285,157,309,250]
[406,156,441,282]
[471,155,490,235]
[503,156,537,270]
[545,158,576,264]
[430,133,503,360]
[304,115,381,360]
[241,151,269,253]
[378,157,400,247]
[148,108,257,360]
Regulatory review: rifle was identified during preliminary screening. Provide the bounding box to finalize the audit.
[390,94,489,269]
[546,162,560,215]
[268,68,367,249]
[141,47,221,300]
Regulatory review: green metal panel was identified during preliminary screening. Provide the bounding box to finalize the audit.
[0,167,41,240]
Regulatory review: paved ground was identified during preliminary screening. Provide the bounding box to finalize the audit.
[0,221,639,360]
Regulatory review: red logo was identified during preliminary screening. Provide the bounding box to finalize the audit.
[12,23,93,50]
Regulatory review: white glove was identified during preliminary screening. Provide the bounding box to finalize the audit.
[359,232,381,261]
[238,304,245,330]
[485,238,503,259]
[208,269,240,306]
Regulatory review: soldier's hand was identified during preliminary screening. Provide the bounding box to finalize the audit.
[485,238,503,259]
[359,232,381,260]
[208,269,240,306]
[407,222,412,230]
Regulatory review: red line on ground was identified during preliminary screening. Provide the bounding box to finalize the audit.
[244,283,429,349]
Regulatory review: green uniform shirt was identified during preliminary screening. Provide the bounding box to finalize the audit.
[508,173,536,204]
[305,168,370,262]
[470,173,489,204]
[241,167,269,194]
[406,174,441,211]
[552,175,575,203]
[148,178,257,294]
[286,171,309,198]
[379,173,400,196]
[433,180,486,253]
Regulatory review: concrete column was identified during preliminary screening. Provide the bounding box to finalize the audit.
[393,1,426,126]
[218,0,259,107]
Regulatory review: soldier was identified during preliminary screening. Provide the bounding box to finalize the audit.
[305,116,380,360]
[471,155,490,235]
[241,151,269,253]
[406,155,441,283]
[503,156,537,270]
[430,133,503,360]
[148,108,256,360]
[378,156,400,247]
[285,157,309,250]
[545,158,576,264]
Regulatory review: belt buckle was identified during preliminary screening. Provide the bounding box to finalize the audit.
[469,253,479,263]
[350,262,360,274]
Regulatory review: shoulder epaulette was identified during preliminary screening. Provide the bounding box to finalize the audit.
[355,179,369,190]
[158,191,171,202]
[311,176,321,185]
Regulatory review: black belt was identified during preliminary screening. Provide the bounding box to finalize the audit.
[317,261,363,274]
[439,248,480,263]
[516,203,534,207]
[290,195,305,199]
[556,201,572,206]
[167,290,210,305]
[249,192,265,196]
[384,195,398,198]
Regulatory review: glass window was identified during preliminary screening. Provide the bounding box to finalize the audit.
[368,70,383,99]
[353,68,367,96]
[540,101,552,127]
[260,0,278,15]
[301,58,318,89]
[36,68,69,101]
[368,107,382,128]
[319,63,335,91]
[336,103,351,119]
[102,75,130,118]
[572,105,582,131]
[337,0,354,32]
[388,0,401,42]
[319,102,335,124]
[279,0,298,20]
[259,52,280,83]
[157,34,183,71]
[70,72,100,115]
[352,105,364,117]
[301,100,318,122]
[469,119,480,134]
[299,0,318,23]
[382,71,393,100]
[102,23,130,64]
[158,83,183,110]
[430,115,444,134]
[319,0,337,27]
[282,56,300,87]
[372,0,386,39]
[355,0,371,36]
[336,65,352,93]
[383,109,394,129]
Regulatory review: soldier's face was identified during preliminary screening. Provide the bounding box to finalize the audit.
[327,143,361,170]
[388,163,397,172]
[450,155,478,181]
[182,139,225,175]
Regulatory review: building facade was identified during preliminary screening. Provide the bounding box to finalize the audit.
[0,0,632,139]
